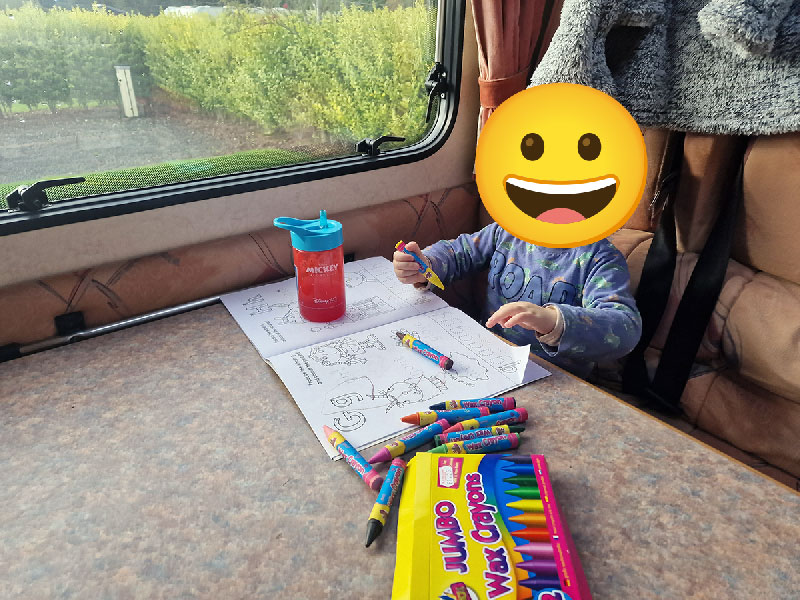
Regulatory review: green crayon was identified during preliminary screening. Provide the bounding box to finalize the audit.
[505,486,541,500]
[503,474,538,487]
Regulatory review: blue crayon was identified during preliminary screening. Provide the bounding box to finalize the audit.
[434,425,525,445]
[429,397,516,412]
[323,425,384,491]
[428,433,520,454]
[502,464,536,476]
[442,407,529,434]
[368,418,450,464]
[366,457,406,547]
[401,407,489,426]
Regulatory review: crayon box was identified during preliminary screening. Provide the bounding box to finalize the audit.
[392,453,592,600]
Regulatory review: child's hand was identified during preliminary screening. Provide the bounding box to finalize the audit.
[486,302,558,335]
[393,241,429,287]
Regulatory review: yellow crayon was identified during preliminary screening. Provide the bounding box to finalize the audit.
[396,240,445,290]
[506,499,544,513]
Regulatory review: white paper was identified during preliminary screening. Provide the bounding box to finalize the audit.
[268,306,551,459]
[220,256,448,359]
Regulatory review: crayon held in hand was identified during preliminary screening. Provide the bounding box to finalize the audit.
[395,240,445,290]
[368,418,450,464]
[434,425,525,445]
[428,433,520,454]
[429,397,516,412]
[323,425,384,491]
[396,331,453,370]
[366,458,406,548]
[442,407,528,434]
[400,407,488,426]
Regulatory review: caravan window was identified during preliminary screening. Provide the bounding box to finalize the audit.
[0,0,463,234]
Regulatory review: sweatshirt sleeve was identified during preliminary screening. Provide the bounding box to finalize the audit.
[539,245,642,362]
[422,223,500,286]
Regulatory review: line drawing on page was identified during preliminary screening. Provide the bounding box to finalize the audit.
[309,334,386,366]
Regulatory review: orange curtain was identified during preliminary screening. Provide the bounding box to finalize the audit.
[472,0,563,134]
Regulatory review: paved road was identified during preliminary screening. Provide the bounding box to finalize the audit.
[0,106,294,184]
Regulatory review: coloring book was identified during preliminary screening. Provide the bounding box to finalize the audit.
[221,257,550,459]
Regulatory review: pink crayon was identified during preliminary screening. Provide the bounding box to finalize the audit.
[368,418,450,464]
[514,542,555,559]
[323,425,384,491]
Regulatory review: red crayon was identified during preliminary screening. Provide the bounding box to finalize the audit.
[511,528,552,543]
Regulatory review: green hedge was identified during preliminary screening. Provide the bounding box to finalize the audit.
[0,4,152,113]
[0,148,310,207]
[0,3,435,141]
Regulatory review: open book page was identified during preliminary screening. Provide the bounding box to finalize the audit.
[268,306,551,459]
[220,256,448,359]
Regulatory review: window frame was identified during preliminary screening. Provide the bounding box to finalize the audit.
[0,0,466,237]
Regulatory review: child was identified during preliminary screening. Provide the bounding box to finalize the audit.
[393,223,642,378]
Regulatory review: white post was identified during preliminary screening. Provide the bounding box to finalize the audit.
[114,65,139,118]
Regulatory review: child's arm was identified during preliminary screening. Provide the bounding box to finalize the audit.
[486,245,641,361]
[548,248,642,362]
[421,223,501,287]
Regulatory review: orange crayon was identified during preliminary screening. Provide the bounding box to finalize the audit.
[509,512,547,528]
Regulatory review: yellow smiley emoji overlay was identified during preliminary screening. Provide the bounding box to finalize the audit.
[475,83,647,248]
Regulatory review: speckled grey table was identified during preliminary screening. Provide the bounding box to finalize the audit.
[1,304,798,599]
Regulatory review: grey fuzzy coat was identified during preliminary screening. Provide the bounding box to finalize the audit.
[529,0,800,135]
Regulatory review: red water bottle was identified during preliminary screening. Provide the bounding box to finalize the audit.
[274,210,346,322]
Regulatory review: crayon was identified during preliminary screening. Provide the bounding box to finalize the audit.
[505,486,541,500]
[500,454,534,464]
[514,542,556,559]
[434,425,525,445]
[516,588,533,600]
[510,528,551,543]
[429,397,516,412]
[502,463,536,476]
[368,418,449,464]
[442,407,529,434]
[509,512,547,528]
[519,578,562,591]
[400,407,489,426]
[395,240,445,290]
[396,331,453,370]
[503,474,538,487]
[322,425,384,492]
[428,433,520,454]
[516,560,560,577]
[365,458,406,547]
[507,499,544,513]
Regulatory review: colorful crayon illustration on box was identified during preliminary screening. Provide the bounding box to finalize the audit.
[392,453,592,600]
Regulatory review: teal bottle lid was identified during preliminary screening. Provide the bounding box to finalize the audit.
[274,210,343,252]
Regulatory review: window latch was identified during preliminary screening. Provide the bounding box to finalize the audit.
[424,62,447,122]
[355,135,406,157]
[5,176,86,212]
